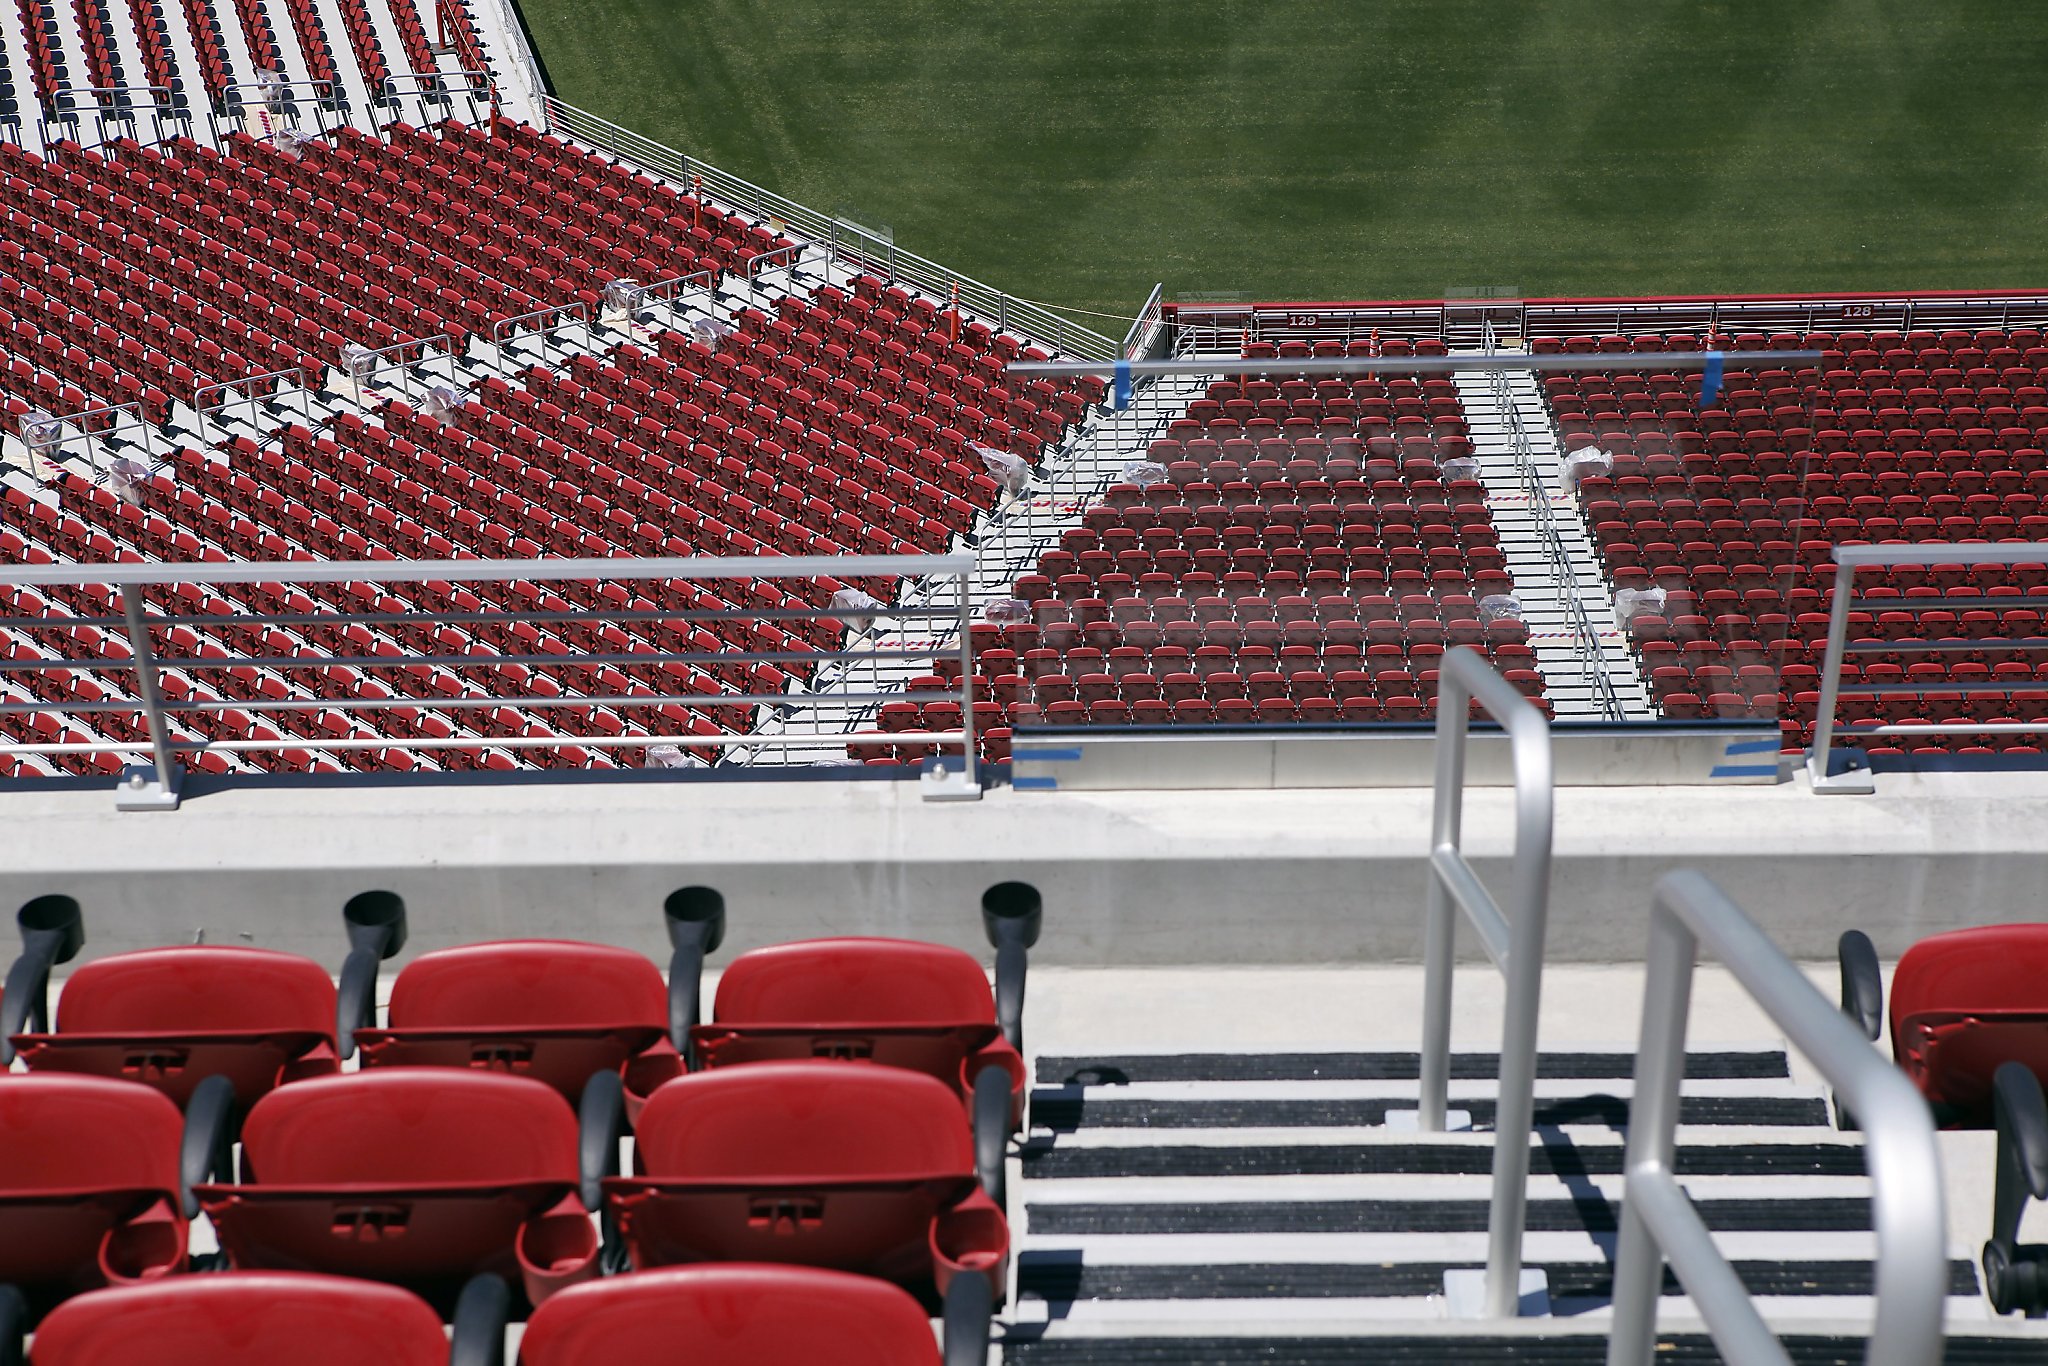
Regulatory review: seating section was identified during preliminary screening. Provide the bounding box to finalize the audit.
[1540,328,2048,753]
[0,121,1100,776]
[0,119,798,428]
[870,338,1545,763]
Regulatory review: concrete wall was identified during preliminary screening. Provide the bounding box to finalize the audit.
[2,768,2043,967]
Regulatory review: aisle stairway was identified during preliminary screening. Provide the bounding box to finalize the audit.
[1008,1045,2040,1363]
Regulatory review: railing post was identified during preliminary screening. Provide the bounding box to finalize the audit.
[957,568,977,788]
[1806,558,1866,792]
[1417,664,1465,1132]
[1606,897,1697,1365]
[115,584,183,811]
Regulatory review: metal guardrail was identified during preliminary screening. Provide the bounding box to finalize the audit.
[383,70,493,104]
[0,554,983,808]
[348,333,458,400]
[537,96,1118,362]
[40,400,157,477]
[1807,542,2048,792]
[489,304,586,361]
[1607,869,1946,1366]
[194,369,314,443]
[1414,646,1554,1318]
[1121,282,1166,361]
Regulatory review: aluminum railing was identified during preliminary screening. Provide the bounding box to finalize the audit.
[1412,646,1555,1318]
[1121,282,1167,361]
[194,370,315,443]
[1607,869,1945,1366]
[0,554,984,809]
[1807,542,2048,792]
[490,303,589,362]
[537,96,1119,362]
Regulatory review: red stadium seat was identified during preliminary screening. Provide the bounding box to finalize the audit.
[518,1265,948,1366]
[605,1062,1008,1311]
[4,896,337,1109]
[26,1273,459,1366]
[0,1074,201,1319]
[195,1069,603,1310]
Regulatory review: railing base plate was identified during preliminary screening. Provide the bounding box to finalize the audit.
[114,762,184,812]
[919,760,982,803]
[1441,1267,1549,1320]
[1806,752,1876,795]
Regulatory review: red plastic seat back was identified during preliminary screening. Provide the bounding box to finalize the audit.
[1890,924,2048,1123]
[0,1074,187,1295]
[609,1063,1005,1297]
[356,941,672,1101]
[30,1272,449,1366]
[199,1070,594,1303]
[695,939,1022,1111]
[15,946,338,1106]
[519,1264,940,1366]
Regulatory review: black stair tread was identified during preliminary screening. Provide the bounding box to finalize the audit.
[1039,1051,1790,1085]
[1030,1094,1830,1131]
[1026,1197,1872,1236]
[1021,1141,1867,1180]
[1005,1335,2048,1364]
[1016,1256,1980,1302]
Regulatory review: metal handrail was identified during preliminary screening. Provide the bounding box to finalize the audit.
[1008,350,1823,380]
[1418,645,1554,1318]
[0,554,983,806]
[1807,541,2048,790]
[382,70,492,102]
[1607,870,1945,1366]
[1121,282,1166,361]
[491,303,588,355]
[744,244,803,280]
[42,400,157,476]
[194,369,314,443]
[348,333,456,400]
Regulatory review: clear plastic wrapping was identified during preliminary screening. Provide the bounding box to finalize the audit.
[973,443,1031,495]
[1612,585,1667,626]
[1119,460,1170,488]
[1561,447,1613,488]
[1478,594,1525,624]
[830,586,887,635]
[982,596,1031,624]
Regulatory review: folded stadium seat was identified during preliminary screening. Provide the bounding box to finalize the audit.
[604,1062,1008,1315]
[194,1068,606,1312]
[1836,923,2048,1128]
[22,1272,481,1366]
[517,1264,958,1366]
[341,889,686,1122]
[2,895,339,1115]
[684,882,1040,1131]
[0,1073,220,1323]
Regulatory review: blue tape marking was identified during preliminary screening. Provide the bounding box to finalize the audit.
[1017,748,1084,762]
[1112,358,1132,410]
[1723,738,1781,755]
[1012,776,1060,790]
[1699,350,1724,409]
[1709,763,1780,779]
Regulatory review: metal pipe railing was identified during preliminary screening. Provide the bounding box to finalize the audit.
[490,304,588,360]
[1416,645,1554,1318]
[0,554,981,806]
[194,369,314,445]
[1807,542,2048,791]
[1607,869,1946,1366]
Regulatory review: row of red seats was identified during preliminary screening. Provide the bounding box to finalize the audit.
[277,0,345,90]
[332,0,389,93]
[69,0,121,91]
[170,0,233,102]
[383,0,437,72]
[13,0,66,107]
[121,0,178,92]
[223,0,284,74]
[0,887,1039,1345]
[1530,327,2048,355]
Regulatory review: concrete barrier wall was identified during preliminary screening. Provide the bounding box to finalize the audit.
[2,769,2043,967]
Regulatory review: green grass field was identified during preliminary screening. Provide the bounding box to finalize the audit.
[514,1,2048,331]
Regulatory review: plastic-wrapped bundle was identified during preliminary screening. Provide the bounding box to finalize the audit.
[603,278,643,315]
[18,409,59,455]
[830,586,887,635]
[1612,585,1667,626]
[645,743,707,770]
[273,127,306,159]
[1561,448,1612,488]
[973,443,1031,495]
[982,597,1031,624]
[1439,456,1482,484]
[106,455,149,508]
[1120,460,1170,488]
[339,343,377,384]
[689,315,734,348]
[420,384,463,422]
[1478,594,1524,624]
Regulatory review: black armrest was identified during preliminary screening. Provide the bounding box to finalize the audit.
[663,885,725,1056]
[941,1266,993,1366]
[1986,1061,2048,1315]
[448,1272,510,1366]
[0,894,86,1065]
[971,1063,1010,1211]
[336,891,407,1061]
[180,1073,235,1218]
[577,1069,624,1212]
[0,1283,27,1366]
[981,882,1042,1057]
[1837,929,1883,1041]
